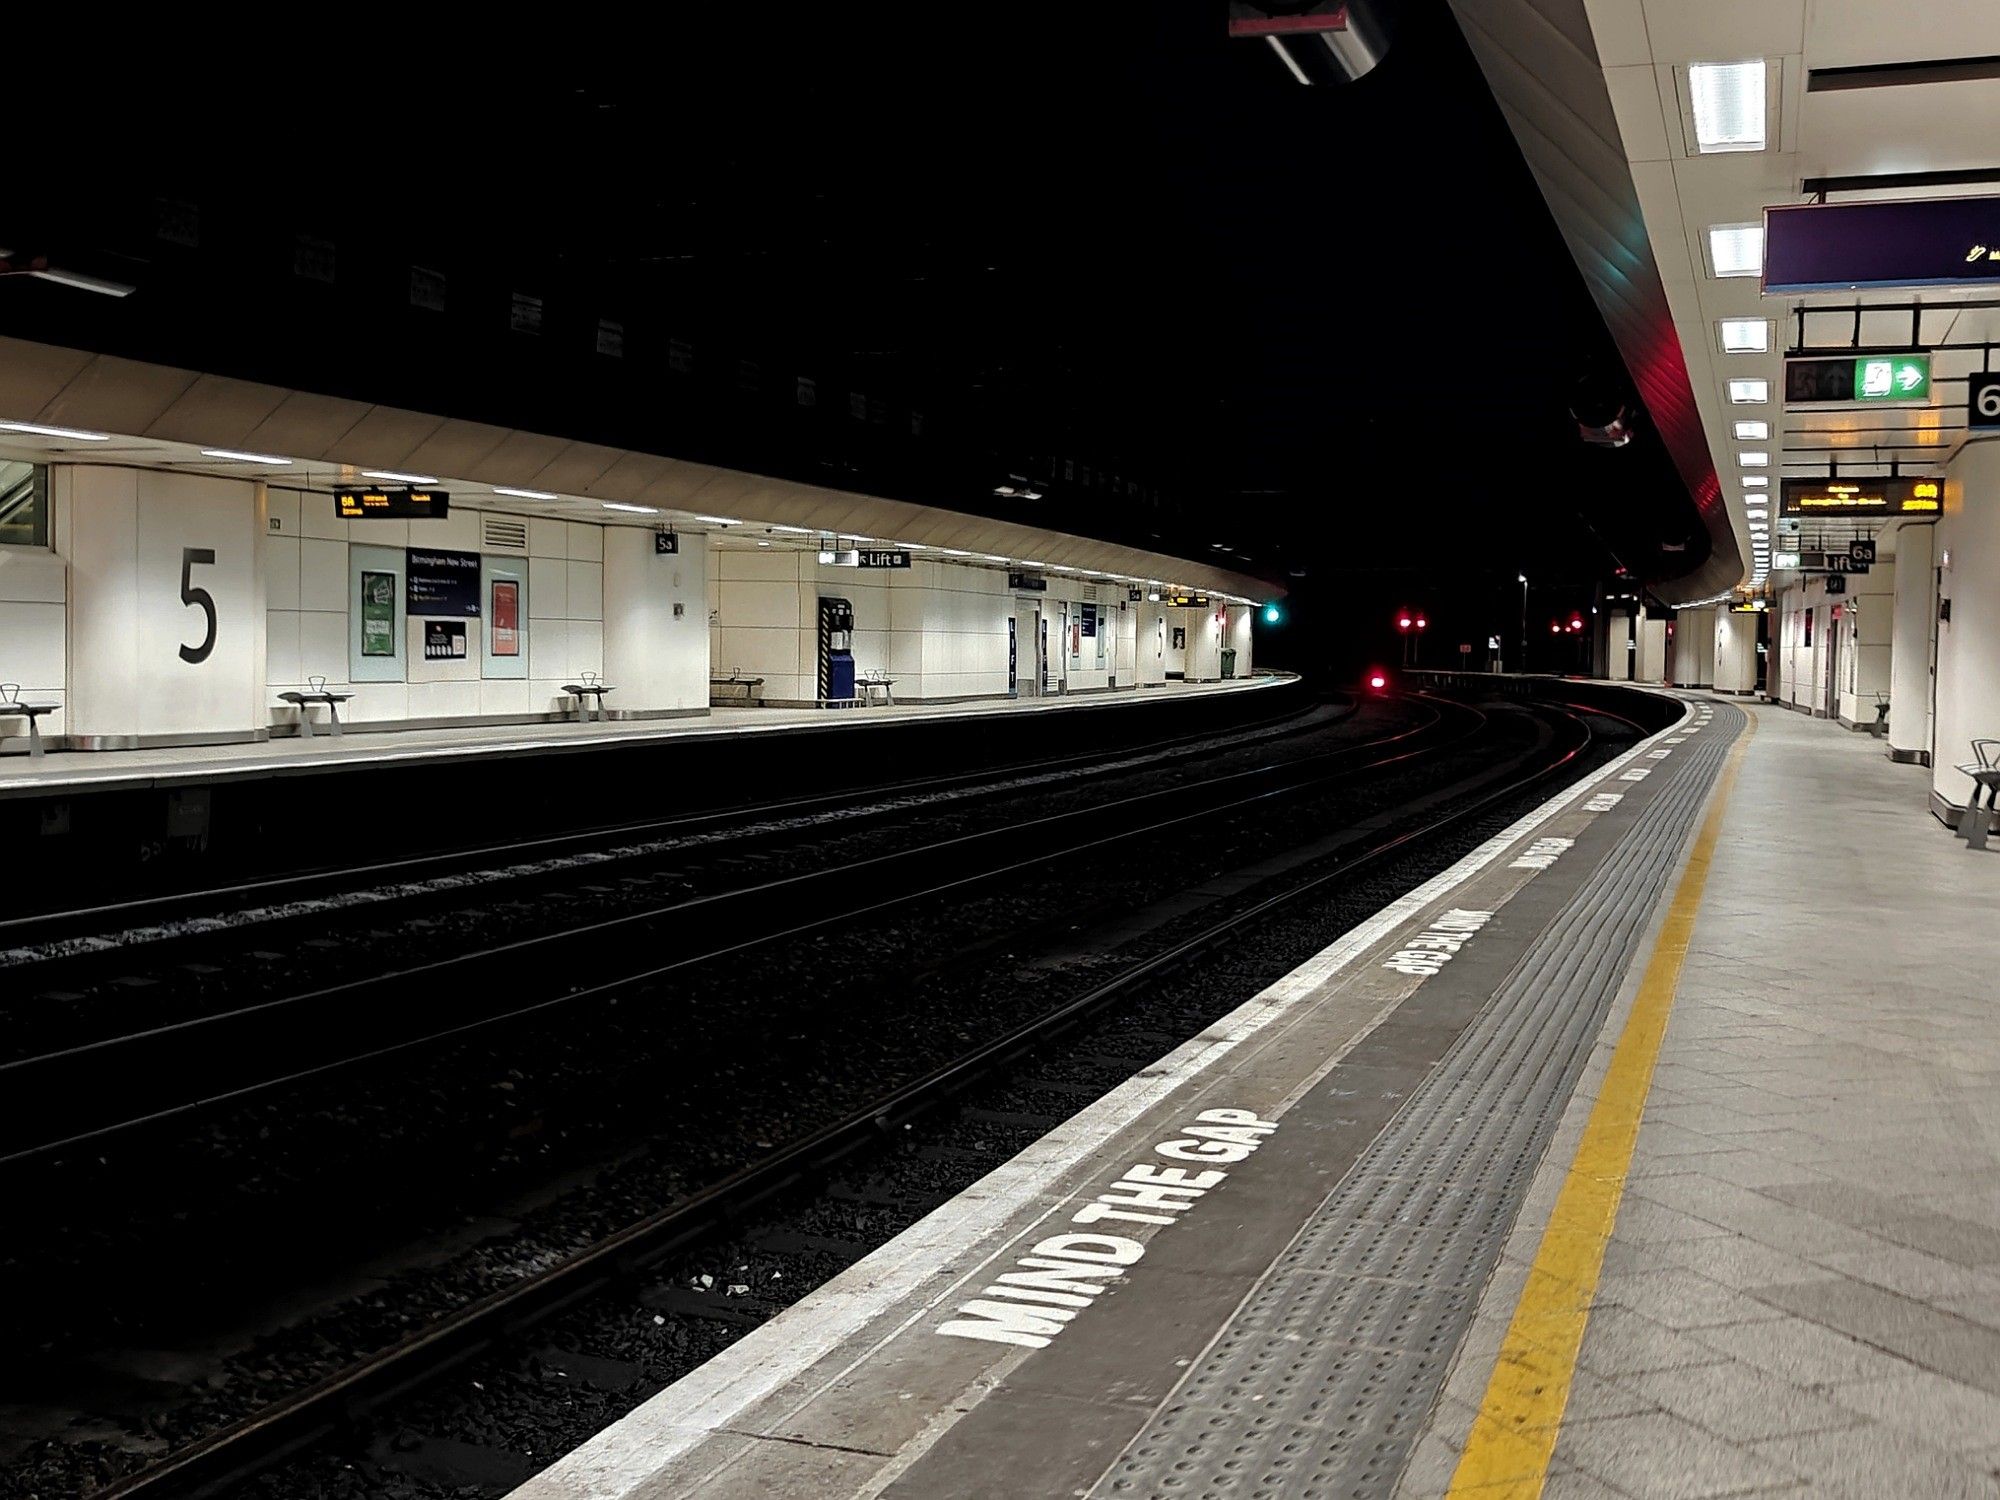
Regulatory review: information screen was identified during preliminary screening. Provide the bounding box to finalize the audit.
[1778,476,1942,518]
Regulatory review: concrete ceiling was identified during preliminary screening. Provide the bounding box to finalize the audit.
[1451,0,2000,602]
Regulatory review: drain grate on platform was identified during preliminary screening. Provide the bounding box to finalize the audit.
[1095,707,1743,1499]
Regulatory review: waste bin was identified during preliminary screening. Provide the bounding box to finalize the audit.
[1220,647,1237,680]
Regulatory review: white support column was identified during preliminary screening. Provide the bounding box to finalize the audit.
[602,528,708,715]
[1888,520,1938,763]
[57,466,265,746]
[1932,438,2000,811]
[1837,556,1895,730]
[1671,607,1716,688]
[1713,609,1758,695]
[1635,616,1668,684]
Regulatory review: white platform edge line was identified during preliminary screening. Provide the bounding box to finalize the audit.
[509,692,1692,1500]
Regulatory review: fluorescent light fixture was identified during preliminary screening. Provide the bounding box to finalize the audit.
[29,266,137,298]
[693,514,738,526]
[1775,552,1800,568]
[767,524,812,534]
[0,419,109,441]
[361,469,437,484]
[1747,508,1768,519]
[1728,379,1769,404]
[1264,33,1313,86]
[1739,451,1769,466]
[1743,475,1768,487]
[1708,224,1765,279]
[1733,420,1769,440]
[492,486,558,500]
[937,547,973,556]
[201,448,293,465]
[602,502,659,514]
[1689,60,1768,154]
[1719,317,1771,353]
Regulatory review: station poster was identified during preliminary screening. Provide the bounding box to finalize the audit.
[424,619,469,660]
[361,570,396,657]
[405,548,482,616]
[490,579,520,657]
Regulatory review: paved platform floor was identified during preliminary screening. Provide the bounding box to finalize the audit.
[0,674,1280,797]
[1409,703,2000,1499]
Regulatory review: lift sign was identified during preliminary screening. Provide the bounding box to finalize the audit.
[936,1108,1277,1350]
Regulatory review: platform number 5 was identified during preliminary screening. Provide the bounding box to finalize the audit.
[179,547,217,664]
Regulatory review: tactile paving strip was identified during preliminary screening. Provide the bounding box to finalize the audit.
[1095,704,1742,1500]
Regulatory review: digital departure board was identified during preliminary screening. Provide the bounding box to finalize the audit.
[1778,476,1942,518]
[335,487,450,520]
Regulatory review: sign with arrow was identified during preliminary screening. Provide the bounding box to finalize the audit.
[1785,354,1930,405]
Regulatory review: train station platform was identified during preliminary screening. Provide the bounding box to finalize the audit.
[507,695,2000,1500]
[0,673,1286,799]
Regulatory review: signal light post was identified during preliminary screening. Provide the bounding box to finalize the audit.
[1396,611,1428,667]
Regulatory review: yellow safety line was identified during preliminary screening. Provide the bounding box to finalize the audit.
[1444,715,1753,1497]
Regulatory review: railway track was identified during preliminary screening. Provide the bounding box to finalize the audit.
[14,692,1634,1500]
[0,697,1459,1165]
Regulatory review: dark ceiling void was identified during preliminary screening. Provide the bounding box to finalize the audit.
[0,3,1704,595]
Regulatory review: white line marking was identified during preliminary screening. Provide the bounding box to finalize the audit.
[507,697,1692,1500]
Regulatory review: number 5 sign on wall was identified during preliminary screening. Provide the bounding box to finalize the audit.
[179,547,217,663]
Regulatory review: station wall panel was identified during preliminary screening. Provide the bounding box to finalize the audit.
[1933,440,2000,807]
[1888,521,1937,759]
[0,545,68,752]
[1835,560,1894,729]
[603,528,707,716]
[60,466,265,743]
[1137,607,1168,686]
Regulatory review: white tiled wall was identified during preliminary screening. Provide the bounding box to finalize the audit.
[707,551,1013,703]
[0,546,66,749]
[264,497,620,729]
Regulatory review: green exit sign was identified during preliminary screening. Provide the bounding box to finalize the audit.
[1785,354,1931,405]
[1856,354,1929,401]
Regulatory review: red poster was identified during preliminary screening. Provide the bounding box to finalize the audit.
[492,579,520,657]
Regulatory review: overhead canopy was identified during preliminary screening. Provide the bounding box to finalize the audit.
[0,334,1278,602]
[1449,0,1738,604]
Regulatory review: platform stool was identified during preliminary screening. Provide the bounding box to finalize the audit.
[1954,738,2000,849]
[0,683,60,758]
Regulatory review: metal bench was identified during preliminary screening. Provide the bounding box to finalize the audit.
[562,672,615,722]
[277,675,354,738]
[0,684,60,758]
[709,672,766,707]
[1954,738,2000,849]
[857,673,896,707]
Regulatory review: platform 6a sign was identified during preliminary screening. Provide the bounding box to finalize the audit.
[856,549,910,568]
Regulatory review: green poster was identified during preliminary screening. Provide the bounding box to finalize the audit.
[361,570,396,657]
